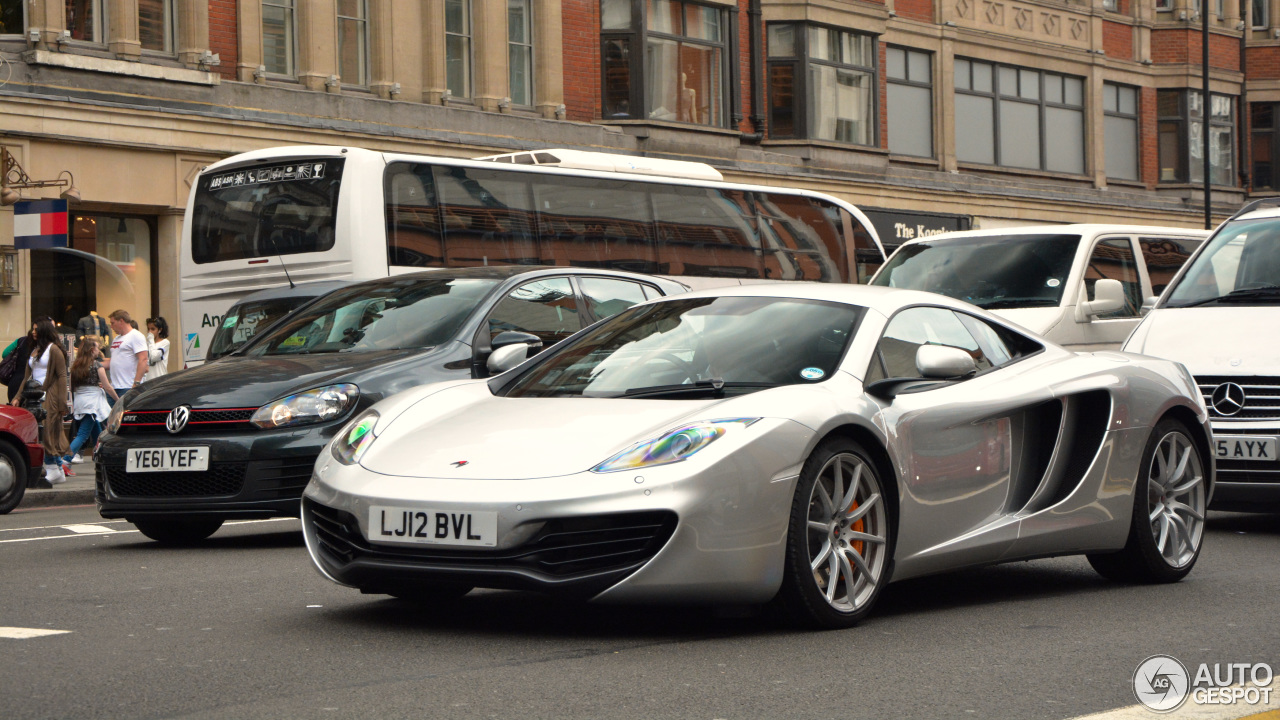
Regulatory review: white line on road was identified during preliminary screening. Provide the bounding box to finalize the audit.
[62,524,117,534]
[0,627,72,639]
[0,518,298,544]
[0,519,132,533]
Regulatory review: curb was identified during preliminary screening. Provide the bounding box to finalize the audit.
[17,488,96,510]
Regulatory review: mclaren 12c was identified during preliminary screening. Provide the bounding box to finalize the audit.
[302,284,1214,628]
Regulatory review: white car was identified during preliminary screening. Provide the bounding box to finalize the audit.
[303,284,1213,628]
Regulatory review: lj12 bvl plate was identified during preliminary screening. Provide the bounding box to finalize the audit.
[1215,435,1278,461]
[367,506,498,547]
[125,447,210,473]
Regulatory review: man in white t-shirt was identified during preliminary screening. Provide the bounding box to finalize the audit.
[104,309,148,403]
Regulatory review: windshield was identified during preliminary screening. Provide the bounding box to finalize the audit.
[207,296,315,360]
[190,158,344,264]
[502,296,864,399]
[1165,217,1280,307]
[242,276,500,356]
[873,234,1081,309]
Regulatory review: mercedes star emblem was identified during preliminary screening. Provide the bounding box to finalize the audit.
[1210,383,1247,417]
[166,405,192,434]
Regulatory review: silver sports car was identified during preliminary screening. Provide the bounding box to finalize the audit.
[302,284,1214,629]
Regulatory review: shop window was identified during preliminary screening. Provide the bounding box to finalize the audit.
[262,0,296,76]
[1104,83,1140,181]
[65,0,104,43]
[446,0,472,99]
[955,59,1084,174]
[599,0,728,128]
[1158,89,1235,186]
[338,0,368,86]
[767,23,875,146]
[509,0,534,106]
[0,0,25,35]
[139,0,174,53]
[887,46,932,157]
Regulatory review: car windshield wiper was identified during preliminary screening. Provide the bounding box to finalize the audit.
[971,298,1060,309]
[1172,285,1280,308]
[617,378,778,399]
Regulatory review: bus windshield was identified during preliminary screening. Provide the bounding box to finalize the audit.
[190,158,345,264]
[241,276,500,356]
[873,234,1080,309]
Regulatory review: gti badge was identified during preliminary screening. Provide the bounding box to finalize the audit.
[451,460,469,468]
[1210,382,1247,417]
[166,405,192,434]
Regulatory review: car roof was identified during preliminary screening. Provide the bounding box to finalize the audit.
[672,281,989,317]
[894,223,1209,248]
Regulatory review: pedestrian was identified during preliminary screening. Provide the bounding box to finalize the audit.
[64,337,117,467]
[144,317,170,382]
[103,310,148,402]
[11,317,70,480]
[2,321,39,403]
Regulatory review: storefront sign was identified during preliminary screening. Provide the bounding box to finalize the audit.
[861,208,971,251]
[12,199,69,249]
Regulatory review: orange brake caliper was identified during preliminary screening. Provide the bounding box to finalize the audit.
[847,499,864,556]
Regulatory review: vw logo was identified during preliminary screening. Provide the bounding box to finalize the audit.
[1210,382,1247,417]
[166,405,191,434]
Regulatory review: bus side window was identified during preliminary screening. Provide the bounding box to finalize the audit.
[386,162,444,268]
[652,188,763,279]
[434,167,539,267]
[531,176,657,273]
[756,193,845,282]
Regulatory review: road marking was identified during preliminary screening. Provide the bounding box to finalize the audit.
[62,524,117,534]
[0,519,132,533]
[0,627,72,639]
[0,518,298,544]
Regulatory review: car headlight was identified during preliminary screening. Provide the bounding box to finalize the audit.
[105,402,126,435]
[250,384,358,429]
[331,410,379,465]
[592,418,759,473]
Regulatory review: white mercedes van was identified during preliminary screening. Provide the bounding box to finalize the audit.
[871,224,1208,350]
[1124,202,1280,512]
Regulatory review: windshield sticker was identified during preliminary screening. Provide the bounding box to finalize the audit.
[280,335,306,348]
[1046,278,1061,288]
[800,367,825,381]
[206,161,327,190]
[222,315,238,329]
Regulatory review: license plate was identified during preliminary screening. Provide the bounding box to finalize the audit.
[125,447,210,473]
[367,506,497,547]
[1214,436,1278,461]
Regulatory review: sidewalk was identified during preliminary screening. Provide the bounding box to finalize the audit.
[17,468,97,510]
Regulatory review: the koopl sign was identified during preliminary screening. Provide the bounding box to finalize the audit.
[860,208,970,251]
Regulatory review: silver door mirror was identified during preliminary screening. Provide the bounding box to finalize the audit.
[916,344,977,379]
[1080,278,1125,319]
[1140,295,1158,316]
[487,343,530,374]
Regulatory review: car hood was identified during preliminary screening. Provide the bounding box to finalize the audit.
[987,307,1064,337]
[360,382,745,480]
[1128,307,1280,375]
[127,349,426,410]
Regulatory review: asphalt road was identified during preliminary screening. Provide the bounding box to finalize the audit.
[1,505,1277,720]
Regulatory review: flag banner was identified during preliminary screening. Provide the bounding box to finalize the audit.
[13,199,69,250]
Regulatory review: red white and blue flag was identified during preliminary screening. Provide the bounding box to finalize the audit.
[13,199,69,250]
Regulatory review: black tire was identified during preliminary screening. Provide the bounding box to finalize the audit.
[776,438,894,630]
[1088,418,1207,583]
[387,584,474,604]
[0,440,28,515]
[132,516,225,545]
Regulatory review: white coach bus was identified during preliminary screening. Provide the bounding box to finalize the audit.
[178,145,886,365]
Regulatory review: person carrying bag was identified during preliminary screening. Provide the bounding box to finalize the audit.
[12,318,70,481]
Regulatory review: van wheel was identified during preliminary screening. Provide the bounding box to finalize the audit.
[132,516,225,545]
[0,441,27,515]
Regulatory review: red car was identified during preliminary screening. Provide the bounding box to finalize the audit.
[0,405,45,514]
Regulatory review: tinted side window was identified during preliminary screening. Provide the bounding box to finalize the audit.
[866,307,993,382]
[435,167,539,266]
[756,193,845,282]
[579,278,651,321]
[1085,238,1141,318]
[1139,236,1202,295]
[651,187,763,279]
[531,175,658,273]
[486,277,581,349]
[386,162,444,268]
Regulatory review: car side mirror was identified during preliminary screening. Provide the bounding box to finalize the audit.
[487,344,530,374]
[490,331,542,352]
[916,345,977,379]
[1079,278,1125,320]
[1140,295,1158,316]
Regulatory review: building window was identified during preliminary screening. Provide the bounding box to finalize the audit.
[1158,89,1235,185]
[65,0,103,43]
[1104,83,1140,181]
[886,46,932,157]
[1155,0,1171,9]
[1253,0,1268,28]
[954,59,1084,174]
[1103,0,1118,11]
[338,0,368,86]
[446,0,472,99]
[139,0,174,53]
[767,24,876,146]
[262,0,295,76]
[509,0,534,106]
[0,0,24,35]
[599,0,728,127]
[1252,103,1278,189]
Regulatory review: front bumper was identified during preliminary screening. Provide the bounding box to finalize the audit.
[1206,421,1280,512]
[95,425,339,519]
[302,418,814,603]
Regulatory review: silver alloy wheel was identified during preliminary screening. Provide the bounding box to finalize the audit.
[1147,431,1206,569]
[805,453,888,612]
[0,454,15,496]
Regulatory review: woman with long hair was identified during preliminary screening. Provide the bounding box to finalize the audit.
[3,321,39,403]
[65,336,118,465]
[11,317,70,479]
[144,316,170,382]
